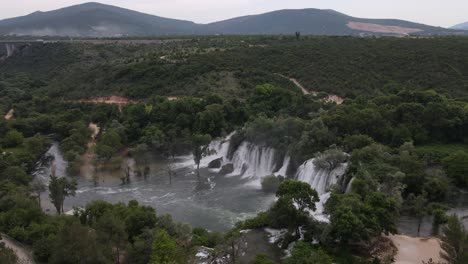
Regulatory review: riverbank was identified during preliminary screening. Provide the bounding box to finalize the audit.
[1,233,35,264]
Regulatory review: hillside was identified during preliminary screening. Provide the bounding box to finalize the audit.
[0,2,198,37]
[0,2,463,37]
[206,9,454,36]
[452,21,468,30]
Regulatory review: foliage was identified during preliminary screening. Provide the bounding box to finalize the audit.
[251,254,275,264]
[261,175,281,193]
[48,176,77,214]
[440,216,468,264]
[285,241,332,264]
[149,230,178,264]
[443,151,468,187]
[325,192,398,243]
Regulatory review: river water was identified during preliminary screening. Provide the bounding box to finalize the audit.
[33,143,276,231]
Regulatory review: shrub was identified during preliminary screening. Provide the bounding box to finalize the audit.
[261,175,280,193]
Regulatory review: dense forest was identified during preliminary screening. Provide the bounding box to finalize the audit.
[1,36,468,263]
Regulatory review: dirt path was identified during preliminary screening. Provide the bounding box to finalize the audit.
[1,233,35,264]
[388,235,447,264]
[276,74,344,104]
[80,123,100,179]
[4,108,14,120]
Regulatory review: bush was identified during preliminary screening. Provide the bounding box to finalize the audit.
[3,130,24,148]
[238,212,270,230]
[442,151,468,187]
[261,175,281,193]
[251,254,275,264]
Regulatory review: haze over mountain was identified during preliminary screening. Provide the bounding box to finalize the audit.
[452,22,468,30]
[0,2,462,37]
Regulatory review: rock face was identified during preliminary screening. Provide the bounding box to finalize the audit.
[219,164,234,174]
[208,158,223,169]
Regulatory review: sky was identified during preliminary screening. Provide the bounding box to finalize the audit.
[0,0,466,27]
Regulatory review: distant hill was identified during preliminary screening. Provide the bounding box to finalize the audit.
[206,9,455,36]
[0,2,199,37]
[0,2,463,37]
[452,22,468,30]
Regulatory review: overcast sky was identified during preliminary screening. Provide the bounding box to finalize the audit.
[0,0,466,27]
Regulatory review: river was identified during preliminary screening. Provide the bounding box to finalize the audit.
[33,143,276,231]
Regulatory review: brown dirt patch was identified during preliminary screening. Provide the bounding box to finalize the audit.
[347,22,423,36]
[388,235,447,264]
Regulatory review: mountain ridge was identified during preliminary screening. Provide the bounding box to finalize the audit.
[452,21,468,30]
[0,2,463,37]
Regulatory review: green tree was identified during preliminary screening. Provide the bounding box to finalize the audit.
[440,216,468,264]
[48,175,77,214]
[3,130,24,148]
[191,134,212,176]
[96,212,128,264]
[326,192,397,244]
[443,151,468,187]
[50,221,109,264]
[251,254,275,264]
[285,242,332,264]
[270,181,319,234]
[150,230,178,264]
[261,175,281,193]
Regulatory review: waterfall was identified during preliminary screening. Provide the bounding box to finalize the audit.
[230,142,277,179]
[275,156,290,177]
[296,159,347,195]
[296,158,348,222]
[32,142,69,185]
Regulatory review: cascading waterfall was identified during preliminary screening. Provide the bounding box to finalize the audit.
[295,158,348,222]
[275,156,290,177]
[230,142,277,178]
[199,134,289,186]
[32,142,68,185]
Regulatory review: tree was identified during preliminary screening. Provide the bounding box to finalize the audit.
[50,221,109,264]
[270,181,319,234]
[48,175,77,214]
[149,230,178,264]
[96,212,128,264]
[326,192,397,244]
[30,181,46,207]
[3,130,24,148]
[443,151,468,187]
[313,148,347,171]
[440,216,468,264]
[407,194,428,236]
[285,242,332,264]
[295,31,301,40]
[252,254,275,264]
[261,175,281,193]
[191,134,212,176]
[276,180,319,212]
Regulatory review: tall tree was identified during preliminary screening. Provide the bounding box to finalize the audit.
[150,230,178,264]
[48,175,77,214]
[191,134,212,177]
[270,181,319,235]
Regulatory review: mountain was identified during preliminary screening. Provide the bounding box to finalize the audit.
[206,9,453,36]
[0,2,199,37]
[0,2,462,37]
[452,22,468,30]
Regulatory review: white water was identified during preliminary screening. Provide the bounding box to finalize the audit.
[33,142,68,185]
[295,159,348,222]
[198,134,288,187]
[274,156,290,177]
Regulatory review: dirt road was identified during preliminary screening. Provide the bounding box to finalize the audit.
[1,233,35,264]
